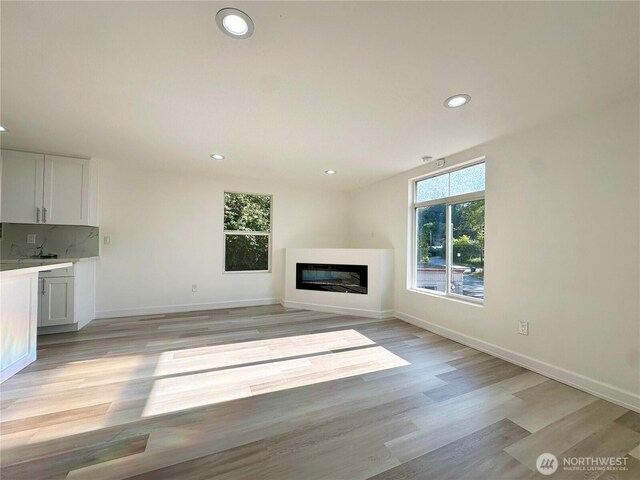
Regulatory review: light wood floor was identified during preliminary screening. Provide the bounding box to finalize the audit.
[1,306,639,479]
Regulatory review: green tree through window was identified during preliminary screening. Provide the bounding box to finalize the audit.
[413,162,485,300]
[224,193,271,272]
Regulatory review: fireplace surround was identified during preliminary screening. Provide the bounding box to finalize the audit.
[284,248,393,318]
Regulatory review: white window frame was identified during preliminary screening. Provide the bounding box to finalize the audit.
[223,192,272,274]
[409,158,485,304]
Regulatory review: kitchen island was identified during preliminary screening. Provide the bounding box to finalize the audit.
[1,262,72,382]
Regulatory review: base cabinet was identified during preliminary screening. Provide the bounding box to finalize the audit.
[40,277,75,327]
[37,260,96,333]
[1,273,38,383]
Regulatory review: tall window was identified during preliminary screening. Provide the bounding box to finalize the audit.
[412,161,485,301]
[224,192,272,272]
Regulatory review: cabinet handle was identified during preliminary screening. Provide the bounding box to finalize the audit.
[41,279,46,295]
[43,207,47,223]
[36,207,41,223]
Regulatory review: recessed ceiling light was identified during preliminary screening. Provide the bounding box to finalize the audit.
[0,126,6,132]
[210,153,225,160]
[444,94,471,108]
[216,8,254,39]
[324,170,336,175]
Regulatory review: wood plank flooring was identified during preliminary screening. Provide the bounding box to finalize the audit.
[0,305,638,479]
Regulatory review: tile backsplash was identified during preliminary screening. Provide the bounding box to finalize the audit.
[0,223,99,260]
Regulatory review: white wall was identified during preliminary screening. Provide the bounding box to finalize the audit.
[348,95,640,409]
[95,163,350,317]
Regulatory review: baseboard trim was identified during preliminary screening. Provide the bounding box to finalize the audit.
[38,324,79,335]
[95,298,280,319]
[282,300,394,319]
[395,311,640,413]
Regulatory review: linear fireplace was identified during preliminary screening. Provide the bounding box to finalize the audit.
[296,263,368,294]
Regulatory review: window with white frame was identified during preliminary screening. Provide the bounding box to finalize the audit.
[224,192,272,272]
[412,161,485,301]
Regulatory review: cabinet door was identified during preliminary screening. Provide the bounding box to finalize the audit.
[1,150,45,223]
[40,277,75,326]
[42,155,90,225]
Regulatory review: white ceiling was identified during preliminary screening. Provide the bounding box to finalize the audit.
[1,1,638,190]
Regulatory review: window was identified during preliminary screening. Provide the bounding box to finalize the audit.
[412,161,485,301]
[224,192,272,272]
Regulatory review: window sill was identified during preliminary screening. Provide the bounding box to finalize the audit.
[407,287,484,308]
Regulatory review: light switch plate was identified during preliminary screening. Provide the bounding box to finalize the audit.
[103,236,111,245]
[26,234,36,244]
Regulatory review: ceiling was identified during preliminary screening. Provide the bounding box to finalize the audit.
[1,1,638,190]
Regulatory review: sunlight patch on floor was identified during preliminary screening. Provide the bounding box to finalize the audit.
[152,329,376,377]
[143,344,409,417]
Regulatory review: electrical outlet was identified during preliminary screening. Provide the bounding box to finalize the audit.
[192,284,198,293]
[518,321,529,336]
[26,234,36,244]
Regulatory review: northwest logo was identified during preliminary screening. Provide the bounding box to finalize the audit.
[536,453,559,475]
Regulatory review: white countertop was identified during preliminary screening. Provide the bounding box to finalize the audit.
[0,256,99,265]
[0,262,74,278]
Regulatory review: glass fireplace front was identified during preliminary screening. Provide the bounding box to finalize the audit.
[296,263,368,294]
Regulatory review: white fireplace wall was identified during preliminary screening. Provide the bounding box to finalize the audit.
[283,248,393,318]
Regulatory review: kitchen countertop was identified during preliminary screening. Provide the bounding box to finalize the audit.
[0,256,99,265]
[0,262,74,277]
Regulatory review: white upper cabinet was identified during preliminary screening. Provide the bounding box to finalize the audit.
[43,155,91,225]
[1,150,45,223]
[1,150,97,226]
